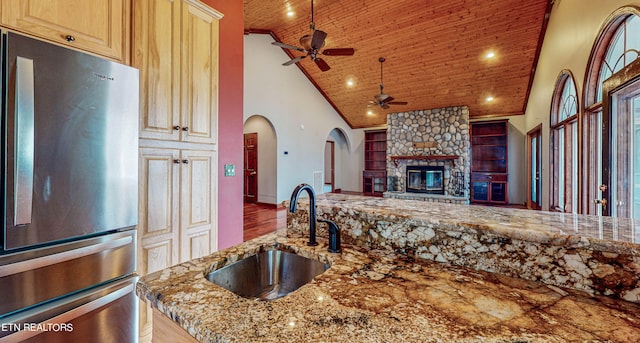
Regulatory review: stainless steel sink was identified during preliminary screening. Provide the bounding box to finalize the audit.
[206,250,329,300]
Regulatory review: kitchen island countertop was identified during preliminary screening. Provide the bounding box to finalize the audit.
[137,229,640,342]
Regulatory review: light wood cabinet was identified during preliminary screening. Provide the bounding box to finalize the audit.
[179,149,217,261]
[138,148,217,274]
[134,0,221,144]
[137,147,217,340]
[138,148,180,276]
[134,2,222,341]
[153,309,198,343]
[0,0,130,62]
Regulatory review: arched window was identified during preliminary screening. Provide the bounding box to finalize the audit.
[582,7,640,216]
[594,14,640,103]
[550,71,578,213]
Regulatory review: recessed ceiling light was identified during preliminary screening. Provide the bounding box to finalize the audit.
[367,110,374,116]
[486,96,495,102]
[346,79,354,87]
[486,51,495,59]
[286,10,295,17]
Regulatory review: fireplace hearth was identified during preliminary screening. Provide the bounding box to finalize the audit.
[406,166,445,194]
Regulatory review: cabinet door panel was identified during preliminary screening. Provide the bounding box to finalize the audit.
[1,0,128,61]
[180,150,217,262]
[490,182,507,202]
[181,1,218,144]
[472,181,489,201]
[185,231,210,261]
[139,149,180,237]
[133,0,181,141]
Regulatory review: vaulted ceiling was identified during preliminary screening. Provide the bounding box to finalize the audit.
[244,0,552,128]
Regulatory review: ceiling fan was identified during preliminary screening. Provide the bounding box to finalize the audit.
[271,0,355,72]
[368,57,408,109]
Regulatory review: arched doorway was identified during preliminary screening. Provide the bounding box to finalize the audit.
[325,128,351,194]
[243,115,277,204]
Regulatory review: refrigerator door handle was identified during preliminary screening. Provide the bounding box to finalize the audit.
[0,235,133,278]
[14,56,35,226]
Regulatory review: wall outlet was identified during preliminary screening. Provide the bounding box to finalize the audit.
[224,164,235,177]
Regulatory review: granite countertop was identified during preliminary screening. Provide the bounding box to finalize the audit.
[287,194,640,302]
[309,193,640,251]
[137,229,640,342]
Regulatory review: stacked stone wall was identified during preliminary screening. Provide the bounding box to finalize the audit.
[386,106,470,199]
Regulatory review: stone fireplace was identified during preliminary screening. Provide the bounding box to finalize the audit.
[384,106,470,204]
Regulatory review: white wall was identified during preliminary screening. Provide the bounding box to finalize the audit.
[244,34,365,204]
[327,128,360,191]
[243,115,278,204]
[524,0,632,210]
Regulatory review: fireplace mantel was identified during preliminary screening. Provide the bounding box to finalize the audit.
[390,155,460,167]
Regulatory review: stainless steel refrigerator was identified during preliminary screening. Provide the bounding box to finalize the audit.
[0,31,139,342]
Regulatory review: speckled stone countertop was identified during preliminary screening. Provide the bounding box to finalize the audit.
[137,230,640,342]
[302,193,640,249]
[287,194,640,302]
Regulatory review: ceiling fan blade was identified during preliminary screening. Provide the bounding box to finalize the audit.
[322,48,355,56]
[382,96,395,103]
[311,30,327,50]
[314,57,331,72]
[271,41,305,52]
[381,103,390,109]
[388,101,408,105]
[282,55,306,66]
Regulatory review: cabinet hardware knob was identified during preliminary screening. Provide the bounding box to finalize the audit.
[65,35,76,42]
[173,159,181,164]
[182,159,189,164]
[173,125,181,131]
[182,126,189,131]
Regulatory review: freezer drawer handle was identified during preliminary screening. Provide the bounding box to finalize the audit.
[0,236,133,278]
[14,56,35,226]
[0,281,134,342]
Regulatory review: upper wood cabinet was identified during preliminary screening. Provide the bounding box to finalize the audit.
[0,0,130,62]
[133,0,222,144]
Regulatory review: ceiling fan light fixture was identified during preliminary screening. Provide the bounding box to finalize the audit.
[366,57,408,109]
[272,0,355,72]
[299,34,313,50]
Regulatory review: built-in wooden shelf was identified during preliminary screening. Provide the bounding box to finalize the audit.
[390,155,460,167]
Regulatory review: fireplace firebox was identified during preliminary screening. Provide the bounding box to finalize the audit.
[406,166,445,194]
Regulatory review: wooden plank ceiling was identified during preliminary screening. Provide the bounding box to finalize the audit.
[244,0,552,128]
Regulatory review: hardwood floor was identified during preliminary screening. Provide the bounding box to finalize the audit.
[243,202,287,241]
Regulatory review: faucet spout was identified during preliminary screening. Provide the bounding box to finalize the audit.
[289,183,318,246]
